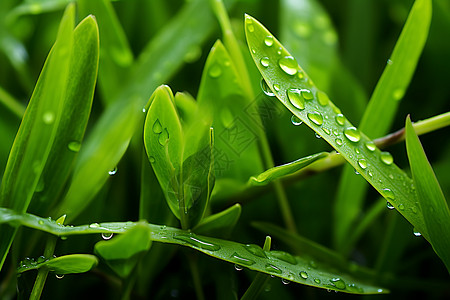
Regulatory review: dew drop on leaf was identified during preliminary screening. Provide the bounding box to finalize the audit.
[314,278,321,284]
[265,264,282,274]
[386,202,395,210]
[43,111,55,124]
[380,151,393,165]
[230,252,255,266]
[335,138,343,146]
[209,63,222,78]
[260,78,275,97]
[343,127,360,143]
[158,128,169,146]
[382,188,395,200]
[152,119,163,134]
[335,114,345,126]
[89,223,100,228]
[365,141,376,152]
[317,91,329,106]
[307,112,323,126]
[243,244,267,258]
[245,17,254,32]
[358,159,367,169]
[291,115,302,126]
[101,233,114,240]
[287,88,305,110]
[264,36,274,47]
[273,83,280,92]
[330,278,346,290]
[55,274,64,279]
[300,271,308,279]
[108,167,117,176]
[413,228,422,237]
[260,57,270,67]
[67,141,81,153]
[174,234,221,251]
[38,220,44,225]
[149,156,155,163]
[281,278,291,285]
[234,264,243,271]
[398,204,405,211]
[278,56,298,75]
[270,250,297,265]
[301,89,314,100]
[315,133,321,139]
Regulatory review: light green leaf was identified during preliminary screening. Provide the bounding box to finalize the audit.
[247,152,327,186]
[7,0,71,20]
[0,209,388,294]
[405,116,450,271]
[17,254,98,275]
[95,224,152,278]
[244,14,428,242]
[333,0,432,251]
[193,203,241,235]
[0,3,75,270]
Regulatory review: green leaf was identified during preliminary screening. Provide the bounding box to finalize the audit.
[29,14,99,215]
[7,0,71,20]
[18,254,98,275]
[0,209,387,294]
[405,116,450,271]
[78,0,134,104]
[333,0,432,251]
[193,203,241,235]
[244,14,429,241]
[94,224,152,278]
[0,3,75,270]
[247,152,327,186]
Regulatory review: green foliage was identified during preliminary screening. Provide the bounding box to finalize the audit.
[0,0,449,299]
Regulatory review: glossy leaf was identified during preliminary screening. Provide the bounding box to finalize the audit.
[193,203,241,235]
[0,4,75,270]
[95,224,152,278]
[17,254,98,275]
[0,209,388,294]
[244,14,429,242]
[333,0,432,251]
[247,152,327,186]
[405,116,450,271]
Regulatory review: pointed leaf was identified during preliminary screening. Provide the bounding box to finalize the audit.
[18,254,98,275]
[193,203,241,235]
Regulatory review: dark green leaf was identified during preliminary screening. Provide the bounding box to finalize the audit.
[18,254,98,275]
[193,203,241,235]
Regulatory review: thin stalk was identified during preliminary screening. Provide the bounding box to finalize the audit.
[210,0,297,232]
[0,86,25,119]
[29,236,57,300]
[187,253,205,300]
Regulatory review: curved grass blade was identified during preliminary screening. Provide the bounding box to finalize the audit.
[0,208,388,294]
[0,4,75,270]
[244,14,428,241]
[17,254,98,275]
[247,152,327,186]
[405,116,450,271]
[333,0,432,251]
[193,203,241,235]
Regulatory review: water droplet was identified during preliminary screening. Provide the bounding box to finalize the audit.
[273,84,280,92]
[270,250,297,265]
[265,264,282,274]
[307,112,323,126]
[382,188,395,200]
[152,119,163,134]
[260,57,270,67]
[55,274,64,279]
[365,141,376,152]
[393,88,404,101]
[101,233,113,240]
[354,169,360,175]
[37,256,46,264]
[246,18,254,32]
[287,88,305,110]
[335,138,343,146]
[297,71,304,80]
[330,278,346,290]
[43,111,55,124]
[355,148,360,154]
[234,264,243,271]
[158,128,169,146]
[358,159,367,169]
[264,36,274,47]
[142,108,146,113]
[386,202,395,210]
[230,252,255,266]
[411,206,418,214]
[281,278,291,285]
[398,204,405,211]
[380,151,393,165]
[243,244,267,258]
[209,63,222,78]
[174,234,221,251]
[335,114,345,126]
[413,228,422,237]
[322,127,331,135]
[315,133,321,139]
[344,127,360,143]
[314,278,321,284]
[387,59,393,65]
[291,115,302,126]
[293,20,311,38]
[89,223,100,228]
[278,56,298,75]
[38,220,44,225]
[301,89,314,100]
[389,174,394,179]
[317,91,329,106]
[300,271,308,279]
[149,156,155,163]
[68,141,81,153]
[261,78,275,96]
[108,167,117,176]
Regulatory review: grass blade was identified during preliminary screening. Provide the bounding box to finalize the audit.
[333,0,432,251]
[244,14,428,242]
[405,116,450,271]
[18,254,98,275]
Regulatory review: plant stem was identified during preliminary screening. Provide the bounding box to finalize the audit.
[29,236,57,300]
[0,85,25,119]
[187,253,205,300]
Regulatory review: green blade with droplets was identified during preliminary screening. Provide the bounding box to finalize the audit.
[244,15,428,240]
[0,208,388,294]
